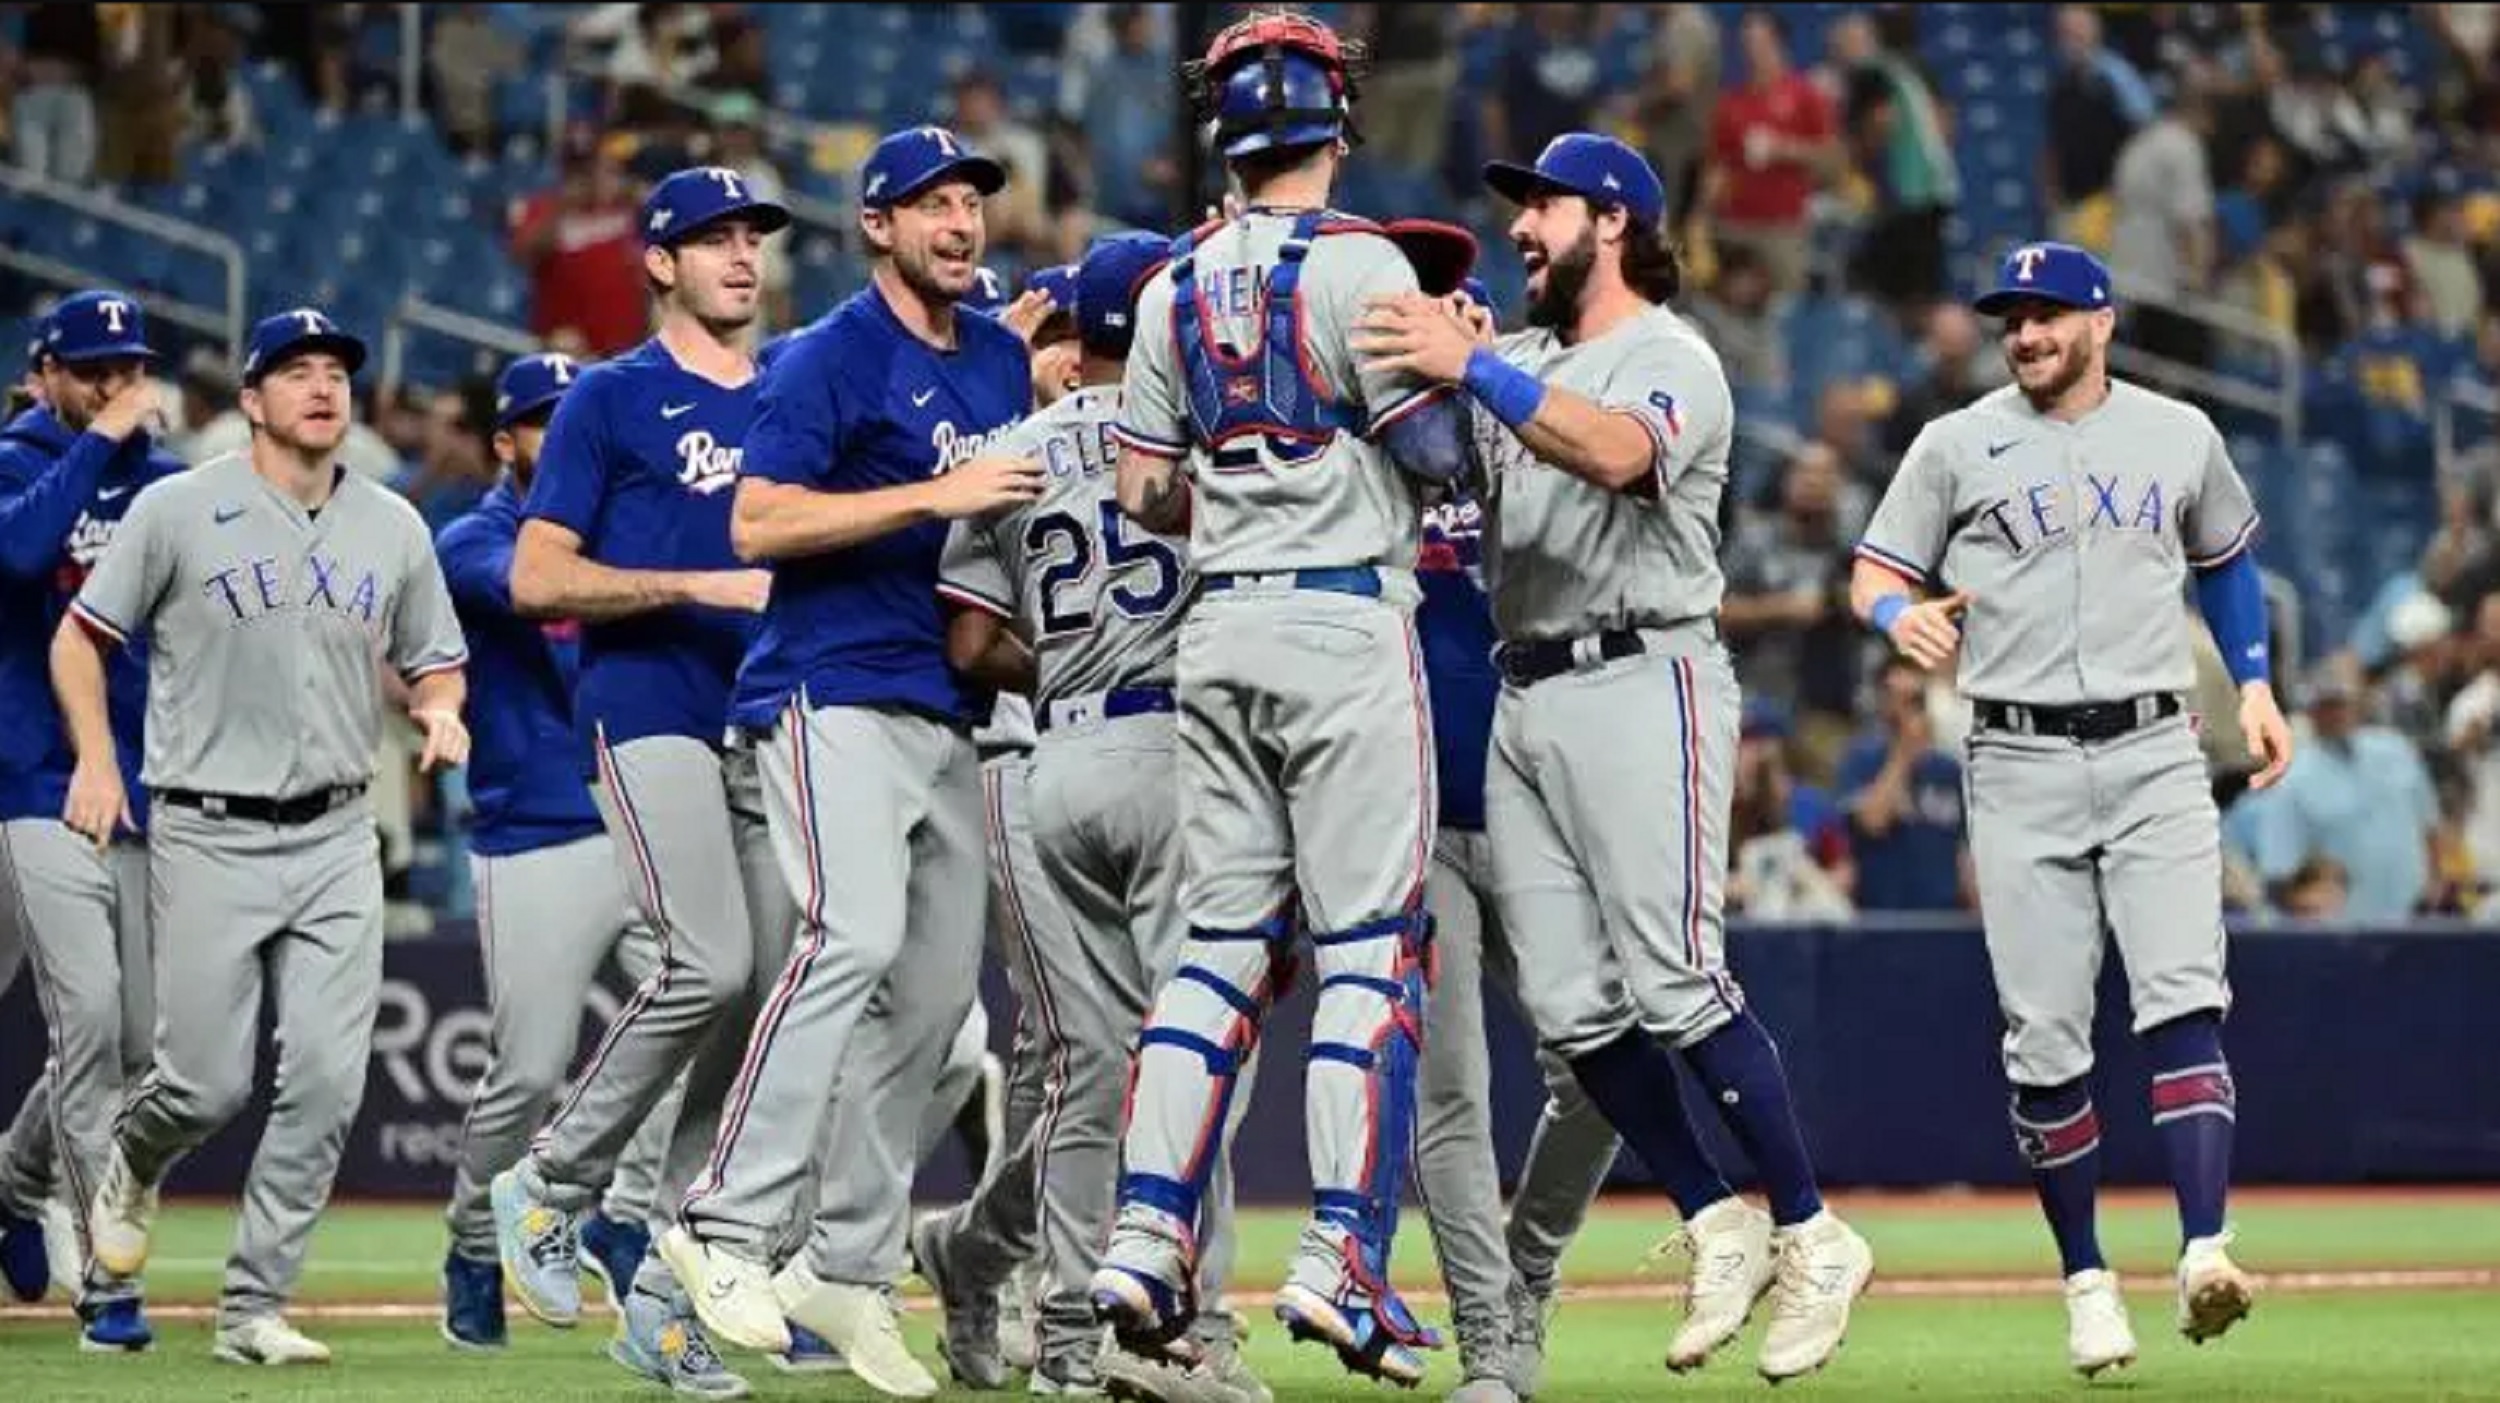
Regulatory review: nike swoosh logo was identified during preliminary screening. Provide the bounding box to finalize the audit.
[1987,440,2022,459]
[912,389,937,407]
[214,506,246,524]
[706,1277,739,1301]
[661,403,697,420]
[97,485,130,501]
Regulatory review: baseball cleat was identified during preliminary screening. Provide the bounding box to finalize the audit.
[610,1284,751,1399]
[213,1314,333,1366]
[1504,1273,1555,1400]
[1446,1380,1522,1403]
[1091,1215,1202,1362]
[86,1142,158,1280]
[1660,1196,1777,1372]
[1274,1226,1440,1387]
[441,1250,509,1352]
[659,1225,788,1356]
[1755,1210,1875,1382]
[76,1296,153,1353]
[1000,1257,1043,1372]
[42,1194,82,1298]
[770,1318,848,1373]
[2175,1231,2253,1344]
[774,1263,938,1400]
[579,1208,650,1305]
[490,1166,582,1327]
[1135,1335,1275,1403]
[912,1209,1009,1389]
[0,1200,47,1302]
[2064,1267,2138,1377]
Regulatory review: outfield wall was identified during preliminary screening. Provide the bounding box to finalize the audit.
[2,918,2492,1203]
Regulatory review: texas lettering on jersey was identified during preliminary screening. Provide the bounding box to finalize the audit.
[202,551,390,627]
[1967,472,2178,556]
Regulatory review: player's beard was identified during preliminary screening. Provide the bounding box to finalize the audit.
[1524,225,1597,331]
[895,236,981,306]
[2010,324,2098,409]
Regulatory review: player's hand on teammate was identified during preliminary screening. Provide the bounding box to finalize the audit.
[63,757,132,850]
[1449,290,1496,346]
[2238,682,2295,790]
[1032,340,1082,407]
[930,453,1044,519]
[1000,288,1059,347]
[1353,291,1478,384]
[411,707,472,773]
[689,569,773,614]
[1885,589,1973,671]
[87,376,164,443]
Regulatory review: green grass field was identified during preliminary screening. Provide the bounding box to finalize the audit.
[4,1189,2497,1401]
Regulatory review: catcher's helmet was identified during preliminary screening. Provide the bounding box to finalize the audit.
[1191,10,1366,160]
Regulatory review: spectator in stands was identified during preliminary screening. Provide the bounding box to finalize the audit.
[1702,8,1839,297]
[393,379,495,531]
[425,3,522,157]
[2422,464,2500,612]
[1815,380,1892,489]
[165,344,235,461]
[570,1,717,107]
[2042,4,2154,244]
[1836,655,1970,913]
[2277,854,2351,918]
[1729,703,1855,920]
[95,4,183,185]
[253,2,353,116]
[1346,5,1458,187]
[2109,62,2218,376]
[1686,241,1788,396]
[1482,4,1606,171]
[1724,442,1867,779]
[11,2,100,184]
[179,4,260,153]
[1884,302,2006,454]
[2372,589,2459,755]
[509,128,647,357]
[1626,2,1721,227]
[1831,8,1959,316]
[952,68,1052,262]
[707,93,792,330]
[2330,50,2417,171]
[2406,186,2484,341]
[2229,655,2440,921]
[709,9,767,105]
[2439,594,2500,903]
[1075,3,1175,232]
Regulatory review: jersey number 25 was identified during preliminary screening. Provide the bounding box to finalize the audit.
[1025,501,1183,638]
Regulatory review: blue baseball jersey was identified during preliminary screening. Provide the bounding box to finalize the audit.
[732,287,1031,728]
[521,338,761,768]
[0,407,181,826]
[436,479,605,857]
[1416,493,1498,833]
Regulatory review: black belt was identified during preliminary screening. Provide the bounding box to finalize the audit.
[1973,694,2182,743]
[1495,629,1649,688]
[156,783,367,826]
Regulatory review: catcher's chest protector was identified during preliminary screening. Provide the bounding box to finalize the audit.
[1170,209,1366,459]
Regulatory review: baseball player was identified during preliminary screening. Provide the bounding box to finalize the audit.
[1848,241,2290,1376]
[1354,132,1873,1383]
[59,306,470,1365]
[659,123,1038,1401]
[0,290,182,1350]
[920,232,1269,1403]
[1091,10,1476,1386]
[487,165,808,1398]
[434,350,688,1350]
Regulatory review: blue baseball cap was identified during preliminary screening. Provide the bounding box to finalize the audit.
[494,351,581,429]
[241,306,365,386]
[1484,133,1666,228]
[1074,232,1171,357]
[1973,241,2114,316]
[1023,263,1077,310]
[860,125,1006,209]
[39,290,156,365]
[641,165,791,247]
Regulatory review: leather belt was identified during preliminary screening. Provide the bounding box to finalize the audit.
[155,783,368,826]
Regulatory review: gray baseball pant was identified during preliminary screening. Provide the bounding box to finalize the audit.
[681,702,986,1262]
[525,734,796,1302]
[111,796,381,1329]
[446,833,672,1261]
[0,1065,55,1220]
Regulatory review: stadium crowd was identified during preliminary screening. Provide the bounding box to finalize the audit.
[6,1,2500,924]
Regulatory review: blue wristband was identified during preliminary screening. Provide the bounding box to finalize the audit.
[1464,346,1546,431]
[1869,594,1909,636]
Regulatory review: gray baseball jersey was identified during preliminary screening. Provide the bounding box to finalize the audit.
[1115,213,1439,574]
[1476,305,1734,642]
[1854,381,2262,706]
[940,385,1188,710]
[71,453,468,795]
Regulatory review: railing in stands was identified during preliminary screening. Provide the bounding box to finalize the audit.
[377,296,541,398]
[0,163,248,363]
[2105,271,2306,444]
[2434,377,2499,481]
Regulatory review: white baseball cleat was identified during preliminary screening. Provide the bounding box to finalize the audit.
[86,1142,158,1280]
[213,1314,333,1366]
[774,1262,939,1400]
[659,1226,789,1355]
[1755,1210,1875,1382]
[2176,1231,2254,1344]
[1660,1197,1777,1372]
[2063,1268,2138,1377]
